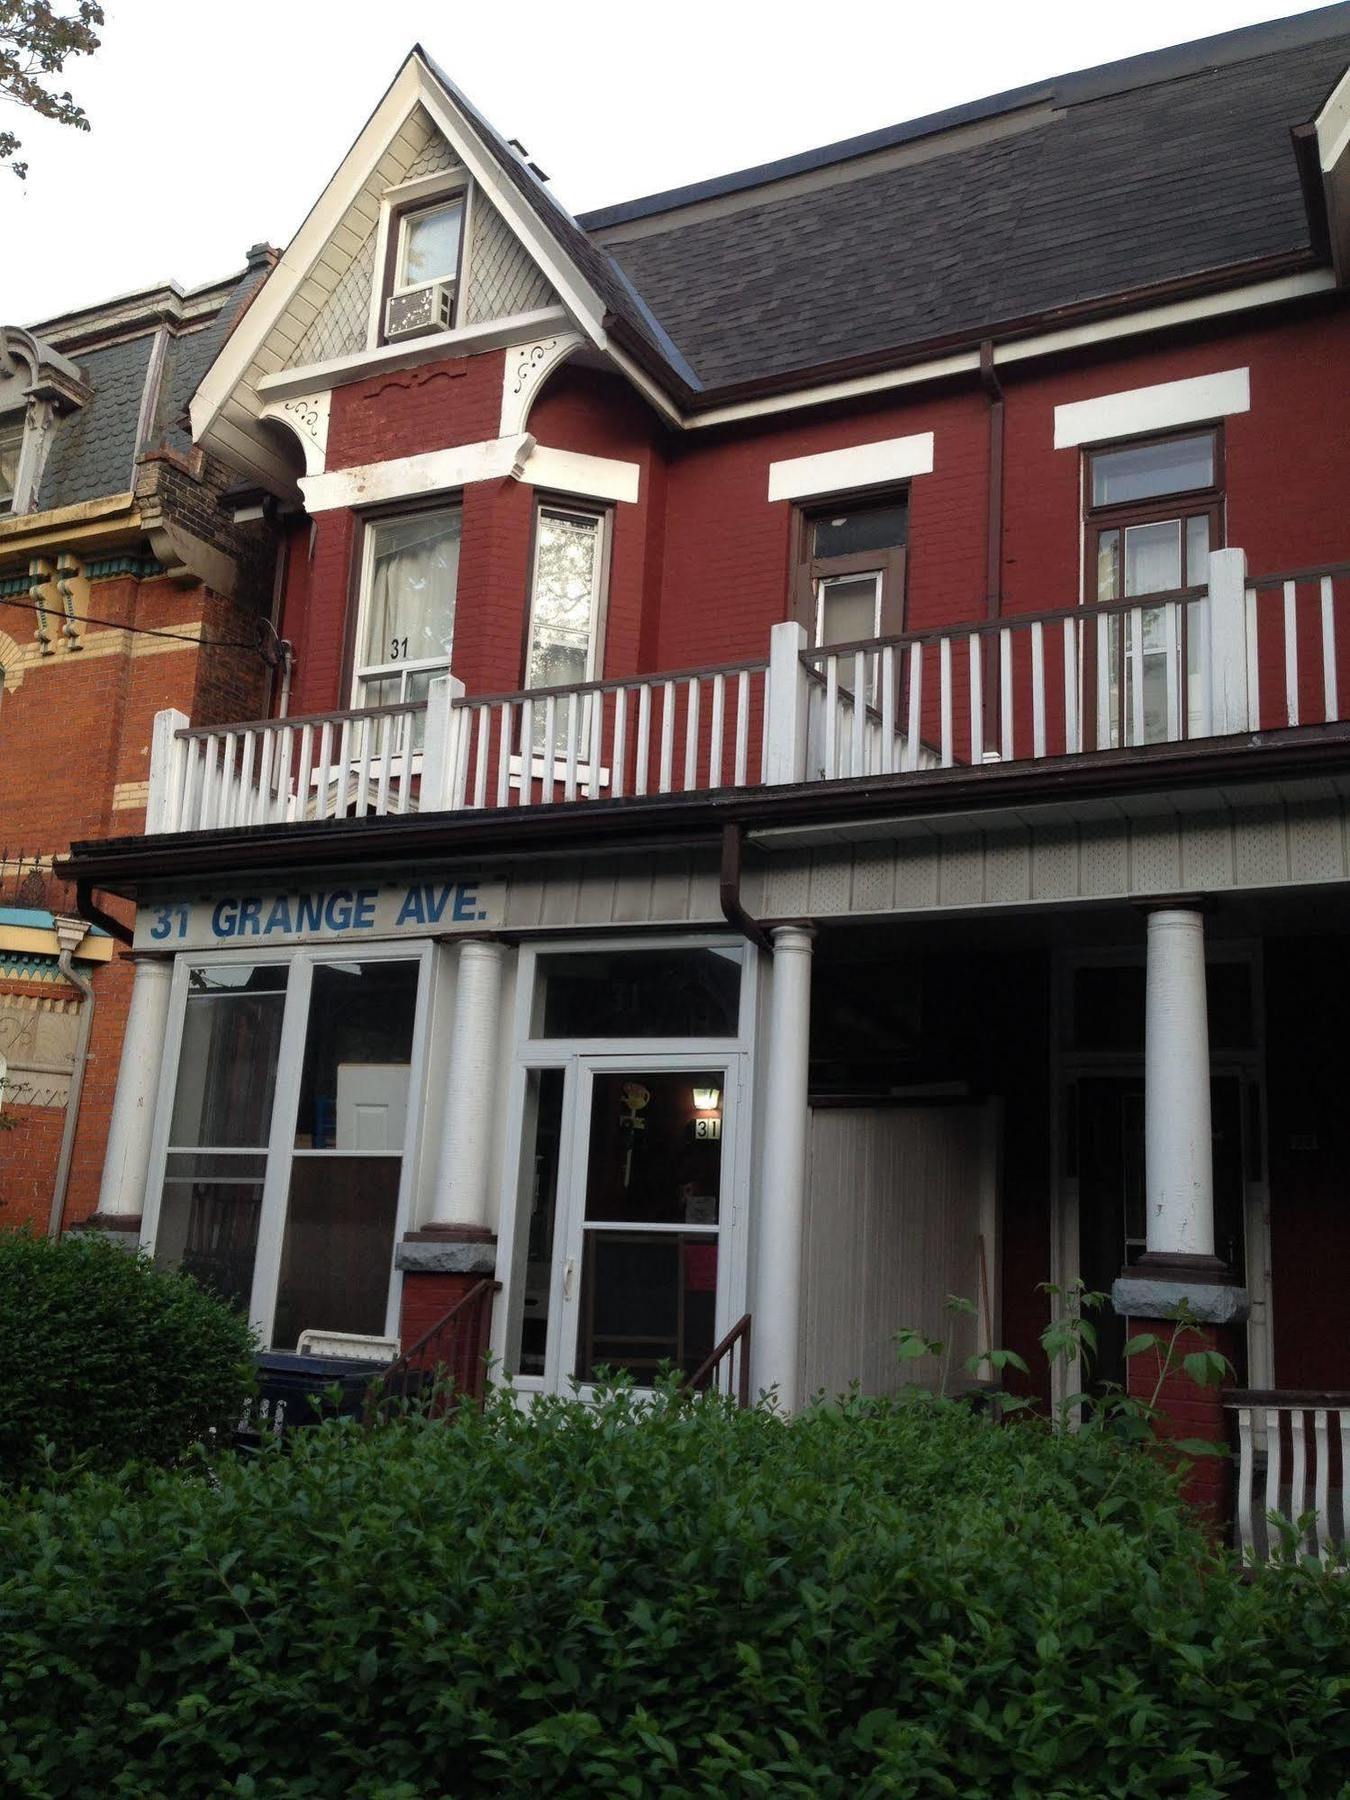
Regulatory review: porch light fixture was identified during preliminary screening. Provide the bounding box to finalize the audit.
[692,1086,720,1111]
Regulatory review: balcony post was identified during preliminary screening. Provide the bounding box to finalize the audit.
[420,674,465,813]
[82,953,174,1242]
[146,709,189,834]
[764,621,810,785]
[752,924,814,1410]
[1206,548,1250,736]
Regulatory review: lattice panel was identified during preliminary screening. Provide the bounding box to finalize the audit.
[464,195,557,325]
[289,230,377,366]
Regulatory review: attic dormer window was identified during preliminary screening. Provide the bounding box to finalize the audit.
[0,417,22,514]
[382,189,468,343]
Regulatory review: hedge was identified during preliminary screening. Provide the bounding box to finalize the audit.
[0,1231,256,1486]
[1,1390,1348,1798]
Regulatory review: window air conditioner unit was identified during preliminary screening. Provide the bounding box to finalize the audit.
[385,280,454,341]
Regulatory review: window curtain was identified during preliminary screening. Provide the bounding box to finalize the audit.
[360,510,461,672]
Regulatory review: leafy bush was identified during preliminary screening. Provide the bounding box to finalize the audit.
[0,1231,256,1485]
[2,1389,1349,1797]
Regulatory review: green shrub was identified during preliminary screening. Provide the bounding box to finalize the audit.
[0,1231,256,1486]
[2,1390,1348,1797]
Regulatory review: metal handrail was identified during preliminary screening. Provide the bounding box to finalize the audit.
[366,1278,499,1421]
[686,1312,752,1408]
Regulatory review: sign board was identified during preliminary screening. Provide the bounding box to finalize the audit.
[133,878,504,953]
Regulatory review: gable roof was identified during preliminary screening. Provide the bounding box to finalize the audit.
[586,9,1350,394]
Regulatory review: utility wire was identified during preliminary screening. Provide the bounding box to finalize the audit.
[0,593,274,658]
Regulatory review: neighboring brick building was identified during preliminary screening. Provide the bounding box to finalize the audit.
[57,4,1350,1548]
[0,257,282,1232]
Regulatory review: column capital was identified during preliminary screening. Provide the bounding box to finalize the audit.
[770,923,816,954]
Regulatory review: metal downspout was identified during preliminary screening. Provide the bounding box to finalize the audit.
[48,917,96,1241]
[719,823,774,957]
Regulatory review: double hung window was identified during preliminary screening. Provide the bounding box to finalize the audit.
[1083,429,1223,744]
[523,503,608,756]
[352,505,462,715]
[149,948,428,1350]
[795,496,908,647]
[396,198,464,294]
[0,417,22,514]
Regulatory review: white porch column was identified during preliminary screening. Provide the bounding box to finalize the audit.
[753,924,814,1410]
[428,938,504,1232]
[91,954,174,1229]
[1143,908,1215,1262]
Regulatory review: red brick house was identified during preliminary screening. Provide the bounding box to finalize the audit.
[0,260,281,1235]
[63,5,1350,1548]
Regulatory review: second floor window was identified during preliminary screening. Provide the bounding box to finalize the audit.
[353,505,462,711]
[396,197,464,293]
[525,504,607,695]
[1086,428,1221,604]
[795,496,908,646]
[0,416,22,514]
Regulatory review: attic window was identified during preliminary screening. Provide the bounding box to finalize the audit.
[0,417,22,514]
[382,190,468,343]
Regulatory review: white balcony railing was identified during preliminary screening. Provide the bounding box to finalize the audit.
[146,549,1350,836]
[1226,1390,1350,1566]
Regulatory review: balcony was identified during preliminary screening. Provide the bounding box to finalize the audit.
[146,550,1350,837]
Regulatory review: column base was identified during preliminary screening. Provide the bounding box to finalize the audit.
[1111,1272,1249,1326]
[70,1214,143,1251]
[1123,1317,1234,1524]
[395,1226,497,1275]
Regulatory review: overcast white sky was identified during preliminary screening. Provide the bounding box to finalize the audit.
[1,0,1337,324]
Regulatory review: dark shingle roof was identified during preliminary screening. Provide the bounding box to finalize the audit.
[37,334,154,509]
[585,14,1350,393]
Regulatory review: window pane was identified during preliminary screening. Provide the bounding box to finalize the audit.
[1091,434,1214,507]
[817,573,880,646]
[1123,520,1181,596]
[527,509,601,754]
[294,960,419,1150]
[585,1071,724,1225]
[535,947,741,1038]
[271,1158,401,1350]
[1185,514,1211,584]
[154,1172,264,1313]
[169,965,287,1148]
[576,1233,718,1383]
[812,501,907,558]
[1096,529,1120,602]
[400,200,463,286]
[359,509,461,674]
[515,1069,564,1378]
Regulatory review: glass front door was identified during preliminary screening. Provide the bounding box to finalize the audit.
[527,1056,741,1392]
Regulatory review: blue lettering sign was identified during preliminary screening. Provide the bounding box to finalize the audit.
[452,884,478,922]
[323,890,354,931]
[295,893,324,934]
[264,896,293,935]
[212,898,239,938]
[353,887,378,929]
[395,886,425,927]
[237,897,263,937]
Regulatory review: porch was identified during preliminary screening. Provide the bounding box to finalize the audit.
[142,548,1350,836]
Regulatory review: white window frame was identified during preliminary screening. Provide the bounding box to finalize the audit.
[814,569,883,648]
[139,940,434,1350]
[517,500,610,777]
[349,501,463,714]
[393,194,467,298]
[0,412,25,514]
[492,933,759,1397]
[366,173,475,348]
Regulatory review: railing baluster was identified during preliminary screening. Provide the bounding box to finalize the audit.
[1283,578,1299,727]
[353,716,372,818]
[296,722,315,821]
[541,697,557,803]
[684,677,700,791]
[658,680,676,792]
[447,704,469,811]
[612,687,628,800]
[939,636,953,768]
[1290,1407,1308,1553]
[1265,1407,1283,1559]
[1031,623,1047,759]
[1129,610,1146,746]
[734,672,749,786]
[1236,1404,1256,1565]
[253,727,273,830]
[850,650,867,776]
[969,635,983,764]
[314,720,334,821]
[1314,1409,1331,1562]
[999,629,1013,760]
[274,724,294,823]
[1096,611,1112,750]
[823,655,839,781]
[563,693,580,801]
[495,704,512,809]
[200,734,219,830]
[1245,584,1261,729]
[375,715,393,817]
[238,729,257,827]
[880,645,897,774]
[221,731,240,827]
[1062,618,1078,754]
[518,698,534,805]
[334,719,353,817]
[587,692,603,800]
[709,673,725,789]
[904,643,923,774]
[1320,575,1338,723]
[635,684,651,796]
[1163,602,1180,743]
[474,707,490,809]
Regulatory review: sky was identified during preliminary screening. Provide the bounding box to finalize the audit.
[1,0,1340,324]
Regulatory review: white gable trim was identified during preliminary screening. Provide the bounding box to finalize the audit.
[521,444,640,504]
[1052,368,1250,450]
[190,54,611,447]
[766,432,934,502]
